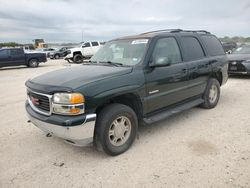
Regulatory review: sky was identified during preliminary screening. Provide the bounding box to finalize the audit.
[0,0,250,43]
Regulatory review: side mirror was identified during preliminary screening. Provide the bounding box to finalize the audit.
[150,57,171,67]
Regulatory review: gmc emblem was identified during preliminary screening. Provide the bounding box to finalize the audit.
[30,96,40,105]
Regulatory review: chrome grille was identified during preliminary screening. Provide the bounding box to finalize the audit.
[27,90,52,116]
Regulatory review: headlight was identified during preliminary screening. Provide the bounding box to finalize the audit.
[52,93,85,115]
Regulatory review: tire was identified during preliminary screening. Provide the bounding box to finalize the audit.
[54,54,60,59]
[200,78,220,109]
[73,54,83,64]
[28,59,39,68]
[94,103,138,156]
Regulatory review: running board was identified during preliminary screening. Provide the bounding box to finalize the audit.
[143,98,204,124]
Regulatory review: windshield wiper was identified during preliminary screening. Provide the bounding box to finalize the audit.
[99,61,123,67]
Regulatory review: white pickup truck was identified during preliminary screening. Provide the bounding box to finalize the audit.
[65,41,102,63]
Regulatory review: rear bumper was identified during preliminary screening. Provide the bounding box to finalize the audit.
[26,102,96,146]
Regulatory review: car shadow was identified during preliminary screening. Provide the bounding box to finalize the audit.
[229,75,250,79]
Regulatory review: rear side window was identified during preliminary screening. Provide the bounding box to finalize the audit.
[91,42,99,46]
[10,49,23,56]
[201,35,225,56]
[182,36,205,61]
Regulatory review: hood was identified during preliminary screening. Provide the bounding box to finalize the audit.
[227,54,250,61]
[27,64,132,93]
[70,47,80,52]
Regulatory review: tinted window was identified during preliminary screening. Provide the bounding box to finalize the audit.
[0,49,8,56]
[152,37,182,65]
[10,49,23,56]
[82,42,90,48]
[201,35,225,56]
[91,42,99,46]
[182,36,205,61]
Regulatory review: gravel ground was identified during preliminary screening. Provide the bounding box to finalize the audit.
[0,59,250,188]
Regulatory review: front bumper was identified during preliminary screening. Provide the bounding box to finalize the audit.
[228,61,250,75]
[26,102,96,146]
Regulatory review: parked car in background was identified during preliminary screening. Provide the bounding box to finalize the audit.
[222,42,237,54]
[65,41,102,63]
[228,44,250,75]
[0,48,47,68]
[25,29,228,156]
[49,47,71,59]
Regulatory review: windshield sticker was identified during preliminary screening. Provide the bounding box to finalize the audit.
[131,39,148,45]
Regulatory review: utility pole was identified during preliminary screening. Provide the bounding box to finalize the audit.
[81,30,83,43]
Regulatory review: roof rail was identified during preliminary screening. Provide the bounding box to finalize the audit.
[140,29,210,35]
[182,30,211,34]
[140,29,183,35]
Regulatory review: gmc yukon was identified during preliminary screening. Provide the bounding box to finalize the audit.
[25,29,228,156]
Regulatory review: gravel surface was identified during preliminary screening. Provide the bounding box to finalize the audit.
[0,60,250,188]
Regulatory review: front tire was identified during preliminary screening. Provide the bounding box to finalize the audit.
[94,104,138,156]
[54,54,60,59]
[73,54,83,64]
[201,78,220,109]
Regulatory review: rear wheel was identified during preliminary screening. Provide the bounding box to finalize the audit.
[94,104,138,156]
[28,59,39,68]
[73,54,83,64]
[200,78,220,109]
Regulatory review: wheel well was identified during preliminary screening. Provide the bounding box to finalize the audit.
[28,58,38,64]
[211,71,222,85]
[73,51,82,56]
[95,93,143,120]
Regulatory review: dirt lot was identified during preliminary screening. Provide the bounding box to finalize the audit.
[0,60,250,188]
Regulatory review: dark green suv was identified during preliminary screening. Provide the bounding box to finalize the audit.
[25,29,228,156]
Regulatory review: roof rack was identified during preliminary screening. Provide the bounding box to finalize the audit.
[140,29,183,35]
[140,29,210,35]
[182,30,211,34]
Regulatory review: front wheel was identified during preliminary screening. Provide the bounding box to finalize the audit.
[200,78,220,109]
[54,54,60,59]
[73,54,83,64]
[94,104,138,156]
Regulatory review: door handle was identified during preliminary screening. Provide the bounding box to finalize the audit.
[182,69,187,73]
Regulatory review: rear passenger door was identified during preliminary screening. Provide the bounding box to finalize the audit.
[10,49,25,65]
[91,42,100,54]
[179,35,210,97]
[144,37,189,114]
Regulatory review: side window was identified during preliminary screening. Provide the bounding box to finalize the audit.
[82,42,90,48]
[152,37,182,65]
[201,35,225,56]
[91,42,99,46]
[10,49,23,56]
[0,49,8,56]
[182,36,205,61]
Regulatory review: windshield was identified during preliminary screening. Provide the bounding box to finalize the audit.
[91,39,148,66]
[232,45,250,54]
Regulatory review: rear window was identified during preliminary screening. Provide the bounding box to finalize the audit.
[182,36,205,61]
[201,35,225,56]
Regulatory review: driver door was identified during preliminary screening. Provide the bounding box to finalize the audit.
[144,37,189,114]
